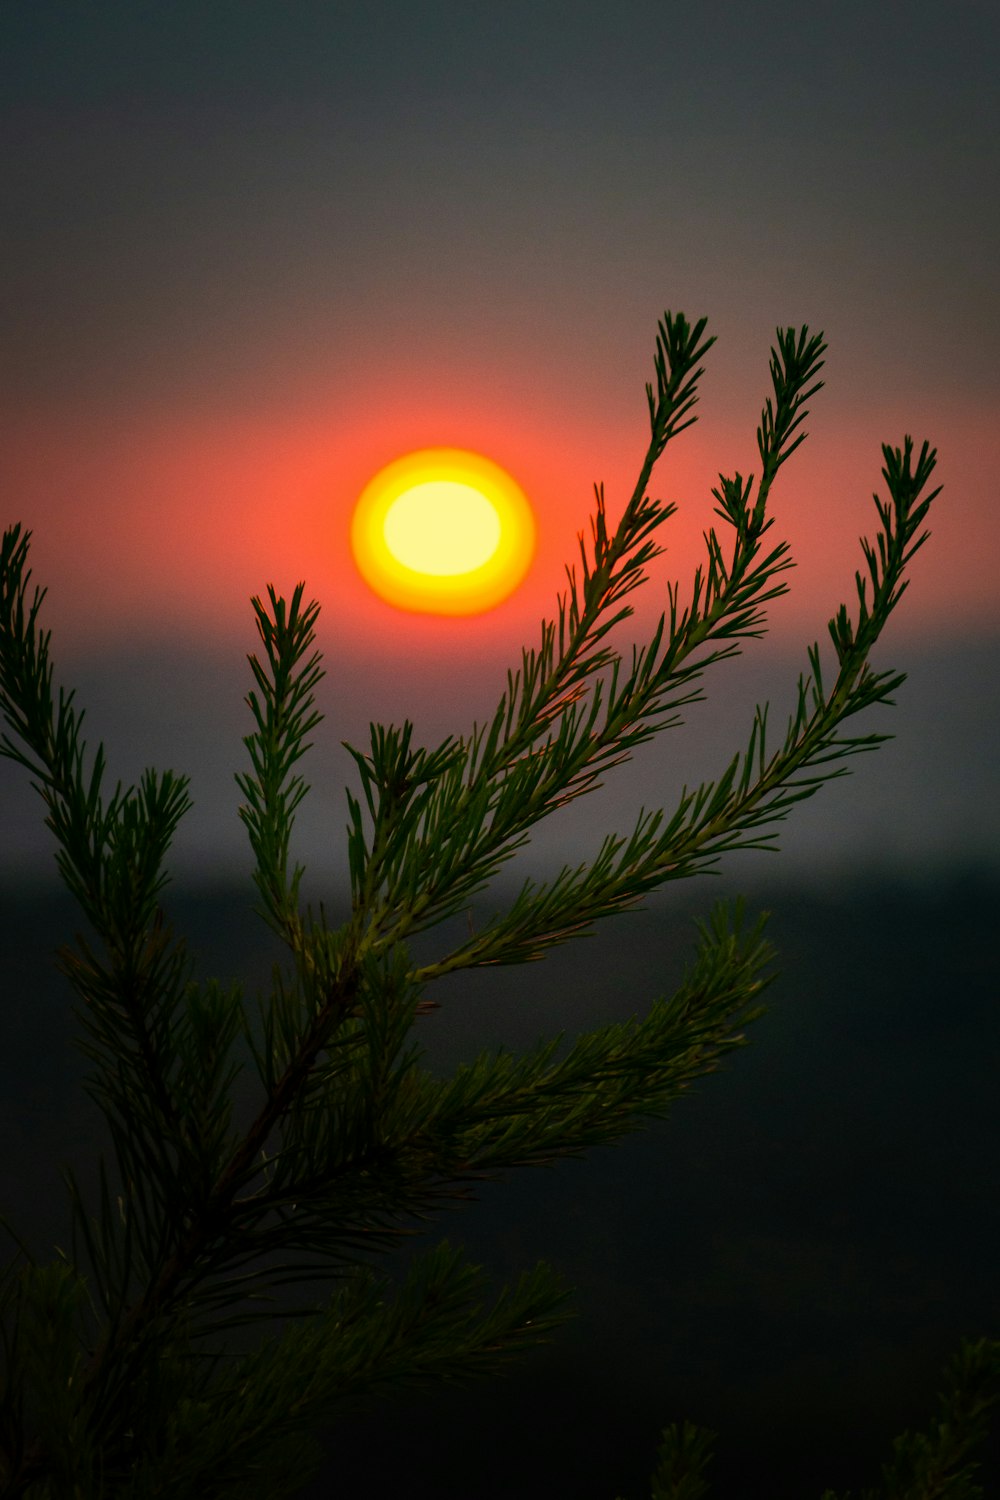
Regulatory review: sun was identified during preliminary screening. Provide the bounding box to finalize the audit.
[351,448,535,614]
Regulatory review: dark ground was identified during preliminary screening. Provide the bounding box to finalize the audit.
[1,867,998,1498]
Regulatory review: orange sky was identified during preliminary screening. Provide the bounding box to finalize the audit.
[4,357,993,677]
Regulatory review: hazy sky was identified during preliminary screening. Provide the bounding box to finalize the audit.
[2,0,998,885]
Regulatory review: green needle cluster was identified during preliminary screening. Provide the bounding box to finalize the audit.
[2,312,994,1499]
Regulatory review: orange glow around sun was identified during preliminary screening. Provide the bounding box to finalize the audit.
[351,448,535,614]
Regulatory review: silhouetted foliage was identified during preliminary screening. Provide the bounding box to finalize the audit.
[3,312,988,1499]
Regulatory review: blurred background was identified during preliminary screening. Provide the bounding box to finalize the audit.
[2,3,998,1495]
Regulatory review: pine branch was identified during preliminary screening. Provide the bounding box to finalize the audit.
[60,316,739,1376]
[820,1337,1000,1500]
[648,1421,717,1500]
[0,526,198,1225]
[418,900,771,1174]
[0,308,949,1495]
[58,898,764,1355]
[413,435,937,976]
[236,581,325,946]
[123,1245,571,1500]
[342,318,826,950]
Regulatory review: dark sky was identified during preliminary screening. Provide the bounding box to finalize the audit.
[2,0,998,884]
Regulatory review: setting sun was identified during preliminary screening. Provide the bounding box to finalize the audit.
[351,448,535,614]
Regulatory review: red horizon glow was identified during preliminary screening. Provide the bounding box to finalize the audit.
[1,379,990,666]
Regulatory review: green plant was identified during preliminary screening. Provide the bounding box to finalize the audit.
[2,311,989,1498]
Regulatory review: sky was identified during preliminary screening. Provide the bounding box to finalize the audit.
[2,0,998,888]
